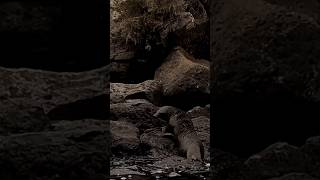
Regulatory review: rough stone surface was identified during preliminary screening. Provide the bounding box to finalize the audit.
[110,100,165,133]
[0,66,108,114]
[0,123,109,180]
[211,0,320,158]
[244,142,311,179]
[111,80,162,105]
[110,120,140,155]
[155,47,210,109]
[266,173,320,180]
[140,128,177,157]
[301,136,320,178]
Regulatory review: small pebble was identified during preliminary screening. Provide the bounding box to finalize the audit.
[121,177,127,180]
[128,175,132,178]
[205,163,210,167]
[155,175,160,179]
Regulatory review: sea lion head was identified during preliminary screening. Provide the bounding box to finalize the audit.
[154,106,183,121]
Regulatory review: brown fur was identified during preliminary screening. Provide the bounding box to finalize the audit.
[168,112,204,161]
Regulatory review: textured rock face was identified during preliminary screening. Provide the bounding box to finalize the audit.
[155,47,210,109]
[244,143,311,179]
[110,100,165,133]
[111,80,163,105]
[212,137,320,180]
[110,121,140,155]
[0,120,109,180]
[0,66,108,114]
[301,136,320,178]
[0,101,49,135]
[0,66,109,179]
[212,0,320,102]
[211,0,320,157]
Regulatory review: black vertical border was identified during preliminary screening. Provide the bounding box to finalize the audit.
[101,0,110,177]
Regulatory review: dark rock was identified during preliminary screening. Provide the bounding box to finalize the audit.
[211,148,243,180]
[110,62,130,82]
[0,100,49,135]
[110,120,140,155]
[212,1,320,102]
[266,173,319,180]
[0,126,109,180]
[300,136,320,178]
[172,0,209,59]
[211,0,320,157]
[263,0,320,23]
[0,66,108,133]
[110,100,165,133]
[47,95,109,120]
[0,66,108,114]
[244,142,311,179]
[140,128,177,157]
[155,47,209,109]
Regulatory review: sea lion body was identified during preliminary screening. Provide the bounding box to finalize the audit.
[169,112,204,161]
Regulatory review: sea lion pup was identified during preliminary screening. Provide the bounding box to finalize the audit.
[169,112,204,161]
[153,106,182,122]
[154,106,204,161]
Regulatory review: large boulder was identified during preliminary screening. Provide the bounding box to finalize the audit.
[0,66,108,134]
[0,121,109,180]
[0,66,108,114]
[300,136,320,178]
[110,99,165,133]
[211,0,320,157]
[155,47,209,109]
[0,100,49,135]
[263,0,320,23]
[212,0,320,102]
[244,142,311,179]
[110,80,163,105]
[140,128,177,157]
